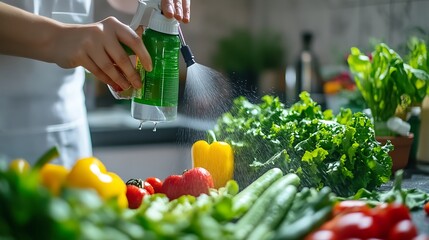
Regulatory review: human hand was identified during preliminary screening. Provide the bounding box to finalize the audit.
[52,17,150,91]
[161,0,191,23]
[107,0,191,24]
[51,0,191,91]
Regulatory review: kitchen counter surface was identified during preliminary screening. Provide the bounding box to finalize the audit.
[379,169,429,192]
[88,107,216,147]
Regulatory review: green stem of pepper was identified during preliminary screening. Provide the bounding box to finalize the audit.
[208,130,218,143]
[33,146,60,170]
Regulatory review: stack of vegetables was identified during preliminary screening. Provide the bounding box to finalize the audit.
[1,88,428,239]
[1,151,428,239]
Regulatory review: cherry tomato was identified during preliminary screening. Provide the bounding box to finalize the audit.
[333,212,380,239]
[375,203,411,230]
[143,181,155,195]
[424,202,429,215]
[369,210,390,238]
[369,203,412,238]
[320,219,337,231]
[305,229,338,240]
[126,185,149,209]
[125,178,154,195]
[388,219,418,240]
[145,177,163,193]
[333,200,371,216]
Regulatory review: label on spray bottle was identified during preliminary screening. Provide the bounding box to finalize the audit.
[133,29,180,107]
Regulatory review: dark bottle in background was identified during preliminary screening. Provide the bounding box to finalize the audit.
[294,32,325,107]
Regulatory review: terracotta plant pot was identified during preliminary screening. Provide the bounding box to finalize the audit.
[376,134,414,173]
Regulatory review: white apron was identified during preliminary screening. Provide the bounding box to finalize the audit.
[0,0,94,168]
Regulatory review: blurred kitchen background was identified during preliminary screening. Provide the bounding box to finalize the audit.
[85,0,429,180]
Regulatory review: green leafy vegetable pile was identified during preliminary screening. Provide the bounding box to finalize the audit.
[212,92,393,197]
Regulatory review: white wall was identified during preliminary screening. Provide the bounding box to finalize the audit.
[251,0,429,66]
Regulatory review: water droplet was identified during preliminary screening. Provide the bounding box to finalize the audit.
[153,121,158,132]
[138,122,143,130]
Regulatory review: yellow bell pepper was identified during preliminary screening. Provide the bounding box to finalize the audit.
[8,158,31,174]
[40,163,69,196]
[7,146,60,175]
[65,157,127,208]
[192,140,234,189]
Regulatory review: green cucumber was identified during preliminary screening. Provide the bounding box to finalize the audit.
[273,205,332,240]
[232,168,283,216]
[234,173,300,240]
[247,184,297,240]
[274,187,333,240]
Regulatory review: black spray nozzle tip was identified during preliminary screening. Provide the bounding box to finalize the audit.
[180,45,196,67]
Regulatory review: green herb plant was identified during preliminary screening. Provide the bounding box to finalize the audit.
[347,40,429,136]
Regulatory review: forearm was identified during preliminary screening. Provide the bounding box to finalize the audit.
[0,2,62,63]
[0,0,189,91]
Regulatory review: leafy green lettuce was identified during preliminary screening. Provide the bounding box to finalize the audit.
[212,92,393,197]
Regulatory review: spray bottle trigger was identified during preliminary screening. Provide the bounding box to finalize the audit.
[130,0,161,30]
[123,0,161,55]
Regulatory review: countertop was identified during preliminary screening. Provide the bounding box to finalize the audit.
[379,169,429,193]
[88,107,216,147]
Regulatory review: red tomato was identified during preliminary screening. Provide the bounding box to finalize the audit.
[424,202,429,215]
[369,203,413,238]
[161,168,214,200]
[143,181,155,195]
[126,185,149,209]
[333,212,380,239]
[320,219,337,231]
[145,177,163,193]
[333,200,371,216]
[388,219,418,240]
[305,230,338,240]
[375,203,411,230]
[369,210,390,238]
[125,178,155,195]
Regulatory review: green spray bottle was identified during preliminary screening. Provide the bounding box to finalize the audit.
[111,0,180,124]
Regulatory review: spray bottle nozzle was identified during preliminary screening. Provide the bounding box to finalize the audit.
[178,26,195,67]
[181,45,196,67]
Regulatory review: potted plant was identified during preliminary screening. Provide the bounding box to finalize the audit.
[347,39,429,172]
